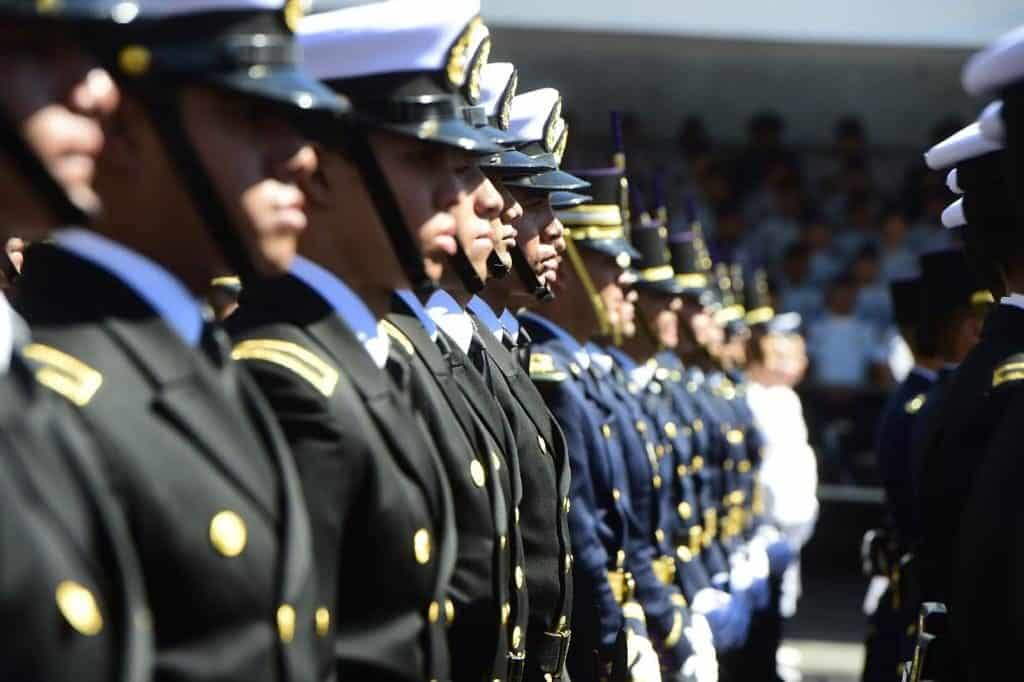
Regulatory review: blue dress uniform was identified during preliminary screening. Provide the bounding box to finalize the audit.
[520,313,658,680]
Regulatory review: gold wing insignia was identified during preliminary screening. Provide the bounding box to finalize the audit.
[21,343,103,406]
[529,352,567,382]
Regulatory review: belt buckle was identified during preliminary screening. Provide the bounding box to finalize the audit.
[541,628,572,677]
[507,648,526,682]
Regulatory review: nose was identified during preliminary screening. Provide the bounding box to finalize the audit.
[502,198,523,225]
[70,68,119,118]
[474,177,502,221]
[280,143,318,185]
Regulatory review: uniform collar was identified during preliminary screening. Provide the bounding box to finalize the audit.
[605,345,638,372]
[427,289,475,354]
[499,308,521,340]
[629,359,656,389]
[394,289,438,341]
[290,255,389,369]
[519,310,586,363]
[586,342,612,374]
[910,365,938,383]
[467,295,504,342]
[54,228,203,346]
[1000,292,1024,312]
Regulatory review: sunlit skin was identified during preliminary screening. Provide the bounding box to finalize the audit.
[0,23,119,237]
[676,294,723,368]
[534,246,622,343]
[436,160,502,304]
[298,132,465,317]
[621,287,681,361]
[95,84,316,294]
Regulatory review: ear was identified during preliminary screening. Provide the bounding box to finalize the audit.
[296,143,335,210]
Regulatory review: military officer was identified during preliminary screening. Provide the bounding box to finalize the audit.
[466,68,582,682]
[13,1,347,680]
[910,119,1015,649]
[0,3,153,680]
[946,27,1024,680]
[224,2,514,678]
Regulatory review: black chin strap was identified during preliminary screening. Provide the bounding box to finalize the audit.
[487,251,510,278]
[135,85,256,282]
[345,129,437,297]
[0,109,89,228]
[511,245,553,302]
[448,240,485,294]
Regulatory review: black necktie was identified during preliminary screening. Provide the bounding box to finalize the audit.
[468,331,492,390]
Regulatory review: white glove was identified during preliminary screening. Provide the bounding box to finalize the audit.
[627,631,663,682]
[729,552,754,592]
[746,539,770,582]
[680,612,720,682]
[691,587,732,615]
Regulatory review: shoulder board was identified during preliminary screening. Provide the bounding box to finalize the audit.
[904,393,927,414]
[231,339,338,397]
[529,352,567,382]
[992,356,1024,388]
[378,319,415,356]
[21,343,103,406]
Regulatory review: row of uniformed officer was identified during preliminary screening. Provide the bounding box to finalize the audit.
[0,1,802,681]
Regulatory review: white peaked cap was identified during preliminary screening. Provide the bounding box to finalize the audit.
[924,122,1002,170]
[508,88,560,144]
[298,0,482,82]
[947,169,962,195]
[979,100,1006,144]
[480,62,515,118]
[963,24,1024,96]
[134,0,284,17]
[942,198,966,229]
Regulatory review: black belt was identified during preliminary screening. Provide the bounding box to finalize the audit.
[507,649,526,682]
[533,629,572,677]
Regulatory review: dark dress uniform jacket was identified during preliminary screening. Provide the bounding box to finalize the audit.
[16,244,319,682]
[0,350,152,682]
[385,295,514,681]
[469,307,574,681]
[226,274,456,682]
[953,372,1024,682]
[914,303,1024,615]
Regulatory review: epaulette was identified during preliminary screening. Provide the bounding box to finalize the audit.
[904,393,927,414]
[231,339,338,397]
[529,352,567,382]
[21,343,103,406]
[993,355,1024,388]
[378,319,415,356]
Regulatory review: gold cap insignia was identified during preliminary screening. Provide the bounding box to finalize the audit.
[446,16,485,89]
[118,44,151,76]
[499,70,518,131]
[463,36,491,104]
[283,0,307,33]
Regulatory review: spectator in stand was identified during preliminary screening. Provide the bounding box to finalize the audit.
[878,204,917,281]
[822,156,875,225]
[833,190,880,263]
[850,244,892,333]
[734,110,799,200]
[805,217,843,286]
[744,177,806,273]
[678,155,733,239]
[806,274,890,389]
[706,200,752,269]
[777,241,826,325]
[907,186,957,254]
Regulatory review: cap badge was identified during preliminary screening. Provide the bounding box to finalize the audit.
[498,70,518,131]
[464,36,491,104]
[283,0,307,33]
[446,16,485,89]
[553,127,569,165]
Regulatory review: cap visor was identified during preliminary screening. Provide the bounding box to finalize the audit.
[209,67,350,116]
[382,117,503,154]
[576,237,642,261]
[634,277,686,296]
[503,169,591,192]
[480,149,556,175]
[550,191,592,209]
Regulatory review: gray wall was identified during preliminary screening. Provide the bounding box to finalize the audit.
[491,27,983,152]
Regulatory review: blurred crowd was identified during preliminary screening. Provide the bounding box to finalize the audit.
[576,110,969,483]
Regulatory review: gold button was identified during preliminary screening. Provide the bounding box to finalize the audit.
[501,602,511,624]
[636,420,647,433]
[537,436,548,454]
[738,459,752,473]
[515,565,525,590]
[664,422,678,438]
[428,601,441,623]
[678,502,692,519]
[471,459,486,487]
[55,580,103,636]
[616,549,625,567]
[277,604,296,643]
[500,534,507,550]
[602,424,612,439]
[565,553,573,573]
[515,506,520,524]
[209,510,247,558]
[676,546,693,563]
[677,464,688,477]
[315,607,330,637]
[612,488,621,502]
[492,451,502,471]
[563,497,571,513]
[724,459,734,471]
[656,444,666,457]
[545,675,554,682]
[512,625,522,648]
[414,528,431,565]
[692,456,704,471]
[445,599,456,624]
[693,419,703,432]
[652,475,662,489]
[118,45,151,76]
[655,529,665,543]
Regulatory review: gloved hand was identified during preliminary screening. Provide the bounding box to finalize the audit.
[692,587,749,652]
[626,629,663,682]
[730,550,767,611]
[745,540,771,611]
[685,612,718,682]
